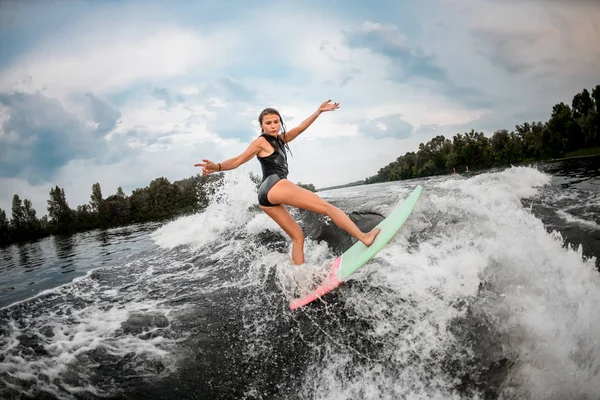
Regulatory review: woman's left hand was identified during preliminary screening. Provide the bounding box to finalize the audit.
[318,99,340,113]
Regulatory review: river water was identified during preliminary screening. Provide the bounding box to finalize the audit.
[1,156,599,400]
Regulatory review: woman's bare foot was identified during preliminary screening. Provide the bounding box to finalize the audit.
[361,228,381,247]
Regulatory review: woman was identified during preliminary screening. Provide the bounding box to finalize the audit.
[195,100,380,265]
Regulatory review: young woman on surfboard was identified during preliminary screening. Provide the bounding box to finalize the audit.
[195,100,381,265]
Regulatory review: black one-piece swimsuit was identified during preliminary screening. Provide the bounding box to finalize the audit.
[256,134,289,207]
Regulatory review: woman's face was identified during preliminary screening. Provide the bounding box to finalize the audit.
[261,113,281,136]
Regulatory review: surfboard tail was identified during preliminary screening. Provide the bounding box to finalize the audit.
[289,256,343,310]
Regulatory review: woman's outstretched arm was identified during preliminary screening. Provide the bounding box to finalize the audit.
[195,137,265,176]
[282,99,340,143]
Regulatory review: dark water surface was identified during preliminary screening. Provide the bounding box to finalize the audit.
[530,156,600,270]
[1,157,599,400]
[0,223,161,308]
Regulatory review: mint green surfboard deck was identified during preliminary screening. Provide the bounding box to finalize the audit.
[289,184,422,310]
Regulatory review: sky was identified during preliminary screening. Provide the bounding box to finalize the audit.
[0,0,599,218]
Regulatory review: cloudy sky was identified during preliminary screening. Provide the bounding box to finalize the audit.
[0,0,598,217]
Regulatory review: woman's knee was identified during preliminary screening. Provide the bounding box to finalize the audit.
[319,202,338,217]
[290,226,305,244]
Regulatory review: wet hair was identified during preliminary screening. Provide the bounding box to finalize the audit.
[258,107,293,156]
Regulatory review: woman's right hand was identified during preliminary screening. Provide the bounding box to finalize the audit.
[194,159,219,175]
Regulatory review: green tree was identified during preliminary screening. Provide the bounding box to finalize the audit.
[129,187,151,222]
[592,85,600,146]
[90,182,104,213]
[11,195,25,233]
[47,186,73,233]
[450,133,468,169]
[22,199,41,233]
[147,177,179,219]
[543,102,577,157]
[0,208,11,245]
[75,204,95,230]
[105,190,130,226]
[491,129,511,165]
[516,122,544,159]
[572,89,593,121]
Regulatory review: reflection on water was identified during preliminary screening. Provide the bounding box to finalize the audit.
[0,222,162,308]
[20,241,44,274]
[18,244,30,269]
[97,230,110,247]
[53,235,76,273]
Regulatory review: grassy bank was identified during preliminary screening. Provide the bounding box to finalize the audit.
[563,147,600,159]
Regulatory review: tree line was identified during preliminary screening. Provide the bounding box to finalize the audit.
[0,174,222,246]
[364,84,600,183]
[0,170,316,247]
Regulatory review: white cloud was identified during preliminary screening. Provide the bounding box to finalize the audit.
[434,0,600,86]
[405,0,600,135]
[358,21,409,48]
[218,14,488,133]
[114,101,211,139]
[286,133,426,188]
[0,26,240,99]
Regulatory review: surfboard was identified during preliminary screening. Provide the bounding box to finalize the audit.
[289,184,423,310]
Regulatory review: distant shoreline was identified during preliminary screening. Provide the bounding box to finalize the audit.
[318,152,600,192]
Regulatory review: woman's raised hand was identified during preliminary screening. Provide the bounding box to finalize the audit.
[318,99,340,113]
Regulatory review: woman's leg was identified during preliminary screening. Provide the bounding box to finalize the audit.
[260,204,305,265]
[267,179,380,246]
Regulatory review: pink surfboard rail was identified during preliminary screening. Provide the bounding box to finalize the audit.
[289,255,343,310]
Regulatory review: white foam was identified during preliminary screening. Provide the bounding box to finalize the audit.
[297,166,600,399]
[151,172,259,250]
[0,294,176,398]
[556,209,600,230]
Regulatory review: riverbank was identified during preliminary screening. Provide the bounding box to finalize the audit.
[553,147,600,161]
